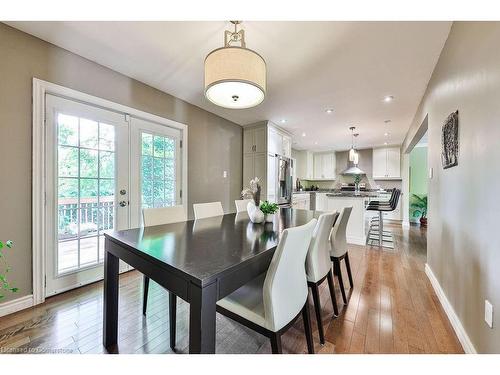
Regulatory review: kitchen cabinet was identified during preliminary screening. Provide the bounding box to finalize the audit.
[313,153,336,179]
[243,152,267,200]
[243,122,292,205]
[315,193,328,211]
[244,126,267,154]
[373,147,401,179]
[292,193,310,210]
[268,127,291,158]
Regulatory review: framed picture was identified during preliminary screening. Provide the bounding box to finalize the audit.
[441,110,459,169]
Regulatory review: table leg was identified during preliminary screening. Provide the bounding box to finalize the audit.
[188,281,217,354]
[103,242,119,348]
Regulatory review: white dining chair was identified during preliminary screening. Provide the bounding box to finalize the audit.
[234,199,252,213]
[330,206,353,304]
[305,211,339,345]
[143,205,186,227]
[141,205,187,350]
[216,218,318,354]
[193,201,224,219]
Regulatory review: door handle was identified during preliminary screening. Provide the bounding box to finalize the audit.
[119,201,128,207]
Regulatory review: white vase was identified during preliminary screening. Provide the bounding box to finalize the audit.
[247,201,264,224]
[264,213,275,223]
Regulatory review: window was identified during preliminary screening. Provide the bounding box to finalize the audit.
[140,132,176,209]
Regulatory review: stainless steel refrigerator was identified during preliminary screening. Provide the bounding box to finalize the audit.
[269,154,293,206]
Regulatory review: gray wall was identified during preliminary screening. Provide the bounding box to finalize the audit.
[0,24,243,303]
[402,22,500,353]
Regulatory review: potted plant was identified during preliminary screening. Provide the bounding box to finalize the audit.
[410,194,428,227]
[0,240,18,301]
[260,201,279,223]
[241,177,264,223]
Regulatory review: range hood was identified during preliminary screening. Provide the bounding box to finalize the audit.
[342,163,366,175]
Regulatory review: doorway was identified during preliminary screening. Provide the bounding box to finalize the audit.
[38,82,187,299]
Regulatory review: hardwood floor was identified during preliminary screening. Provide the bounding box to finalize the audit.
[0,223,463,354]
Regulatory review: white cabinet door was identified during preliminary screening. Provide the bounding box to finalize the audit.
[254,127,267,153]
[315,193,327,211]
[267,128,280,155]
[386,147,401,178]
[323,153,336,179]
[282,135,291,158]
[372,148,387,178]
[306,152,314,179]
[314,154,323,178]
[267,153,277,203]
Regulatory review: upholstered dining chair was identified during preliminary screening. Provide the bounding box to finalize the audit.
[330,206,354,304]
[142,205,187,350]
[193,201,224,219]
[216,219,318,354]
[305,211,340,345]
[234,199,252,213]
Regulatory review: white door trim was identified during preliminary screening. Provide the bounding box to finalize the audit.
[32,78,188,306]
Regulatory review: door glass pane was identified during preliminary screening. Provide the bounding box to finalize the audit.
[141,132,176,210]
[56,114,116,275]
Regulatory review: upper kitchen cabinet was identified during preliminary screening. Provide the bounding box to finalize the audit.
[372,146,401,179]
[268,126,292,157]
[313,152,336,179]
[243,126,267,154]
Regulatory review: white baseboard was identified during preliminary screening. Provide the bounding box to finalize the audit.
[402,220,411,228]
[424,264,477,354]
[0,294,34,318]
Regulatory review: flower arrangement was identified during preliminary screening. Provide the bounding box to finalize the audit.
[241,177,261,206]
[0,240,18,301]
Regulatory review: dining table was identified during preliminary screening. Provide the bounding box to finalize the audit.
[102,207,321,354]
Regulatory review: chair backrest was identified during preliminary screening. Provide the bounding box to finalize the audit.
[142,205,186,227]
[234,199,252,213]
[193,201,224,219]
[305,212,339,283]
[330,206,352,258]
[263,218,317,331]
[391,189,401,209]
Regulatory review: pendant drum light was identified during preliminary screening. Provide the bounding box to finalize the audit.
[204,21,266,109]
[353,133,360,165]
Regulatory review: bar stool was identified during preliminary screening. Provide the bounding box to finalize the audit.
[366,189,401,249]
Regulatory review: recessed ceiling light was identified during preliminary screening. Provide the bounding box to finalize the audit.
[325,109,334,114]
[384,119,392,123]
[280,119,287,123]
[383,95,394,103]
[314,141,318,145]
[302,132,306,137]
[384,142,388,145]
[384,132,389,137]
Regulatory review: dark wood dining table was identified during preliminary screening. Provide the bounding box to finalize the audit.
[102,208,320,354]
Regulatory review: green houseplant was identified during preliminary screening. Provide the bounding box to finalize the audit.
[0,240,18,301]
[410,194,428,227]
[260,201,279,223]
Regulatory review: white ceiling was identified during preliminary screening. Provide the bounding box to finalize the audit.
[6,21,451,151]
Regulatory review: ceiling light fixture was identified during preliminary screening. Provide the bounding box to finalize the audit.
[353,134,360,165]
[204,21,266,109]
[280,119,287,123]
[302,132,306,137]
[384,132,389,136]
[325,109,334,114]
[348,126,357,162]
[384,142,388,145]
[383,95,394,103]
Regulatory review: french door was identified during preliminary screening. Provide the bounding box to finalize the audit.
[45,94,185,296]
[45,95,130,296]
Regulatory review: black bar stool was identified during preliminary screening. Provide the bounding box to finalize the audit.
[366,189,401,248]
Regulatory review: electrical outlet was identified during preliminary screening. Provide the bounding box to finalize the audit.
[429,167,433,179]
[223,171,228,178]
[485,300,494,328]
